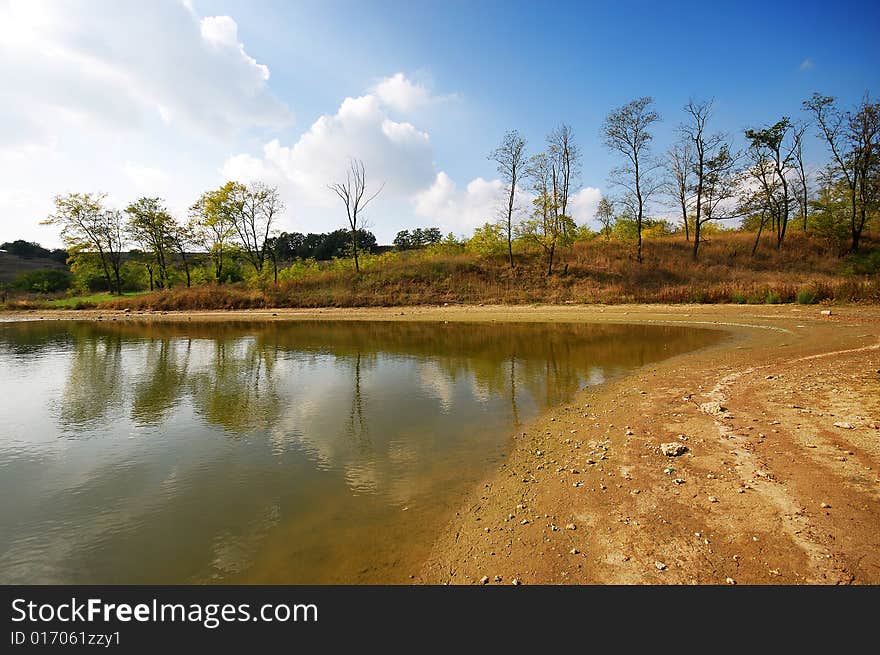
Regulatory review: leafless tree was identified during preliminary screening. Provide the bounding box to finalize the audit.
[489,130,528,268]
[792,123,810,233]
[667,137,695,241]
[680,100,740,259]
[328,159,385,272]
[602,97,662,263]
[547,124,581,238]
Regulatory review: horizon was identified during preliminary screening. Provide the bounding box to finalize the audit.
[1,0,878,248]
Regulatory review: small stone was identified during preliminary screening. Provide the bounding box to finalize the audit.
[820,502,831,508]
[570,548,580,555]
[565,523,577,530]
[631,489,640,495]
[673,478,686,485]
[655,561,667,571]
[708,496,718,503]
[833,422,854,429]
[479,576,489,585]
[726,577,736,585]
[494,575,502,582]
[520,519,530,525]
[660,442,688,457]
[511,578,521,586]
[820,309,832,316]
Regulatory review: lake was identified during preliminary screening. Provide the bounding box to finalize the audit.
[0,319,720,583]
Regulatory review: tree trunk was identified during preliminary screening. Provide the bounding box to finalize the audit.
[506,182,515,269]
[692,220,701,260]
[352,228,360,273]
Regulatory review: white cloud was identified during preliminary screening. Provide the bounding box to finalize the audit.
[569,187,603,226]
[413,172,506,234]
[0,0,291,245]
[123,163,172,194]
[799,58,814,71]
[222,76,437,212]
[372,73,432,113]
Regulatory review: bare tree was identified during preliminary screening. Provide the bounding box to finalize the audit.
[680,100,740,259]
[602,97,661,263]
[792,123,810,233]
[667,137,695,241]
[547,124,581,240]
[329,159,384,272]
[489,130,527,268]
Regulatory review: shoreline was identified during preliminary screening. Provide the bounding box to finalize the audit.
[3,304,879,584]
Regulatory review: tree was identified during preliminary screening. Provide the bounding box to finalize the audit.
[547,124,581,241]
[42,192,126,294]
[603,97,661,262]
[667,137,695,241]
[489,130,528,268]
[804,93,879,252]
[190,182,238,283]
[745,118,798,249]
[171,221,197,288]
[522,152,568,274]
[594,196,615,240]
[792,123,810,233]
[229,182,285,276]
[680,100,740,259]
[328,159,384,272]
[125,197,176,290]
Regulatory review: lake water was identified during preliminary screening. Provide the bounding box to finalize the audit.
[0,319,720,583]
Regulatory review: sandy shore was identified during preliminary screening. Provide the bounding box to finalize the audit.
[3,303,879,584]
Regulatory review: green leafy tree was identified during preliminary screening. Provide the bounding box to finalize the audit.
[42,192,126,294]
[190,182,239,283]
[125,197,176,290]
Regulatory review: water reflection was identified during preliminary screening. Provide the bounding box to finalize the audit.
[0,319,721,583]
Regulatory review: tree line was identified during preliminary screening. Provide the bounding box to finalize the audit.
[488,91,878,273]
[31,90,879,294]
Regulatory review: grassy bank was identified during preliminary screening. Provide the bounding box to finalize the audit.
[5,232,879,310]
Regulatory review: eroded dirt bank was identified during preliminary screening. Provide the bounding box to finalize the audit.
[3,304,878,584]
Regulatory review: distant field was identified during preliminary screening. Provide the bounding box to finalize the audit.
[0,252,67,283]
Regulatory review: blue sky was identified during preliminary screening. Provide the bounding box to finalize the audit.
[1,0,878,246]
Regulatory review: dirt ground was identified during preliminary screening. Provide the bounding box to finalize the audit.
[4,303,879,584]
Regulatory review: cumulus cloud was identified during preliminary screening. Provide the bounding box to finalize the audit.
[413,172,602,235]
[222,75,437,209]
[372,73,433,113]
[0,0,291,244]
[0,0,290,146]
[568,187,603,226]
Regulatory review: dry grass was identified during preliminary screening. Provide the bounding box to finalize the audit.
[75,232,880,311]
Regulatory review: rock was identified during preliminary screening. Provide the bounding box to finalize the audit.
[833,421,854,429]
[570,548,580,555]
[660,442,688,457]
[565,523,577,530]
[820,502,831,508]
[726,577,736,585]
[520,519,530,525]
[708,496,718,503]
[673,478,686,485]
[655,561,667,571]
[494,575,502,582]
[820,309,832,316]
[479,576,489,585]
[700,401,727,415]
[511,578,521,586]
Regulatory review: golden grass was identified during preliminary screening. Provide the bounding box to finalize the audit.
[71,232,880,310]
